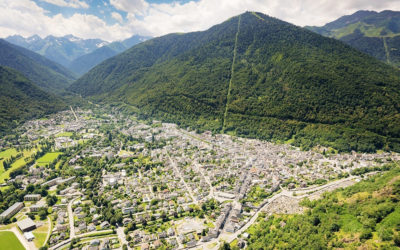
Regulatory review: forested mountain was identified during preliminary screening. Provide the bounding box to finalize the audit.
[307,10,400,67]
[70,12,400,153]
[0,66,66,133]
[0,39,76,93]
[5,34,107,68]
[68,35,150,76]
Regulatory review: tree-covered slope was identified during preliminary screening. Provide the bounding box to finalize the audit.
[68,46,119,76]
[246,166,400,249]
[0,39,76,93]
[70,12,400,152]
[307,10,400,67]
[0,66,66,133]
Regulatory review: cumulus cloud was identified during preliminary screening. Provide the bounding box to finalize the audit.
[1,0,400,41]
[110,0,149,15]
[111,12,124,23]
[40,0,89,9]
[0,0,130,41]
[118,0,400,37]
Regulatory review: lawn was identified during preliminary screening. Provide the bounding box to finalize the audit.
[33,217,51,248]
[36,152,63,167]
[0,231,25,250]
[0,147,40,183]
[55,132,73,137]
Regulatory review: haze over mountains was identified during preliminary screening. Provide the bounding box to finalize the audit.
[307,10,400,67]
[70,11,400,153]
[5,34,150,76]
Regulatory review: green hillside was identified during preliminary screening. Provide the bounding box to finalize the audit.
[68,46,120,76]
[247,166,400,249]
[70,12,400,153]
[0,66,66,133]
[0,39,76,93]
[307,10,400,67]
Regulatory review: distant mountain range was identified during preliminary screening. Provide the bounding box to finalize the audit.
[5,34,150,75]
[70,11,400,153]
[69,35,150,76]
[307,10,400,67]
[0,39,76,93]
[0,66,66,133]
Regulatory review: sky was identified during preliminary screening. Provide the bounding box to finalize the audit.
[1,0,400,42]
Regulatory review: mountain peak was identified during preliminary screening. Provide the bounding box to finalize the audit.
[63,34,82,42]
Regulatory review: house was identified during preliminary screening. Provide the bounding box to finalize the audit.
[159,231,167,238]
[187,240,197,248]
[74,207,83,214]
[153,239,162,248]
[141,243,149,250]
[55,224,68,232]
[24,232,35,241]
[17,218,36,232]
[122,206,135,214]
[78,222,87,232]
[88,224,96,232]
[24,194,41,201]
[30,200,47,212]
[90,239,101,246]
[0,202,24,220]
[100,221,110,229]
[122,218,132,226]
[167,227,175,236]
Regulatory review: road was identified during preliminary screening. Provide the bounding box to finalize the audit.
[44,216,52,247]
[167,153,198,205]
[70,106,78,121]
[193,161,215,198]
[116,227,129,249]
[49,229,113,250]
[68,197,78,239]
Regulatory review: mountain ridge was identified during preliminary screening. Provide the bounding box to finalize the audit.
[68,35,151,76]
[306,10,400,67]
[0,39,76,93]
[5,34,107,68]
[70,11,400,152]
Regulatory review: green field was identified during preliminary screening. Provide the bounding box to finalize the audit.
[0,231,25,250]
[36,152,63,167]
[33,220,49,248]
[55,132,73,137]
[0,147,40,183]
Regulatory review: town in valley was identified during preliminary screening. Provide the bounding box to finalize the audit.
[0,107,396,250]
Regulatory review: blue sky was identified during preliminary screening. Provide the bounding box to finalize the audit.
[32,0,196,24]
[1,0,400,41]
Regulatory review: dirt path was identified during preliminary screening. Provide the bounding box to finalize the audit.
[222,14,242,131]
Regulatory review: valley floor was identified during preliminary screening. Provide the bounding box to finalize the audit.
[0,106,398,250]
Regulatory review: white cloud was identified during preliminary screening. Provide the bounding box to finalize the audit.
[0,0,130,41]
[117,0,400,37]
[1,0,400,41]
[110,0,149,15]
[40,0,89,9]
[111,12,123,23]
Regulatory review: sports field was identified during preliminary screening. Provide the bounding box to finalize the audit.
[0,231,25,250]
